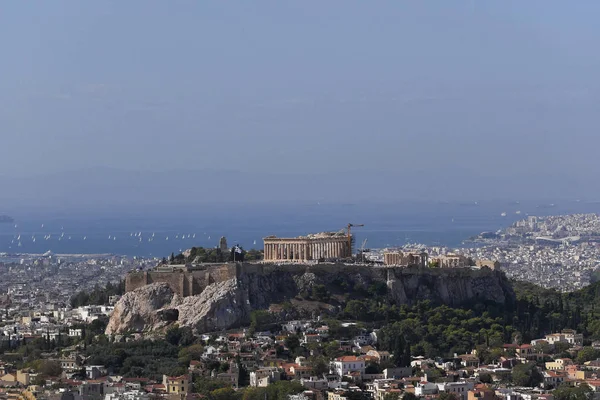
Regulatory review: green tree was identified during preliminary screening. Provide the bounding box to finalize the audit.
[211,387,241,400]
[178,343,204,364]
[479,373,493,384]
[553,383,593,400]
[312,284,330,302]
[38,360,63,377]
[439,393,459,400]
[511,363,542,387]
[284,335,300,353]
[193,377,231,395]
[309,357,330,376]
[424,368,443,382]
[553,342,571,355]
[344,300,369,321]
[242,380,304,400]
[403,393,419,400]
[576,347,600,364]
[249,310,275,336]
[165,325,195,346]
[534,342,552,355]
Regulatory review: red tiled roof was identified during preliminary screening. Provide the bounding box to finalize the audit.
[166,375,189,381]
[335,356,361,362]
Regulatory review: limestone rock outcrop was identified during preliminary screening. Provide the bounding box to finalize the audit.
[106,264,514,335]
[105,283,175,334]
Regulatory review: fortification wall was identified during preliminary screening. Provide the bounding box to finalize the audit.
[125,263,238,297]
[125,271,149,292]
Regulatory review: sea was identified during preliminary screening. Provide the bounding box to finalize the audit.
[1,200,599,258]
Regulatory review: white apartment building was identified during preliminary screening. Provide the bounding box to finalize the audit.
[331,356,365,377]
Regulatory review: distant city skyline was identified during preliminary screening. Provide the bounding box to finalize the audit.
[1,1,599,204]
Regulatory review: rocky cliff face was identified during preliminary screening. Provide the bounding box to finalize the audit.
[106,264,514,335]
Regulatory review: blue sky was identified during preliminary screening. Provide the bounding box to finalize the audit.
[0,1,599,200]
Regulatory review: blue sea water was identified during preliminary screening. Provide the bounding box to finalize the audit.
[1,201,598,257]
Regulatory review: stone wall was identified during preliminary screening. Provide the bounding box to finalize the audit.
[125,263,238,297]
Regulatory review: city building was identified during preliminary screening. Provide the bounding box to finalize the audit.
[162,374,190,395]
[383,251,428,267]
[432,254,468,268]
[331,356,365,378]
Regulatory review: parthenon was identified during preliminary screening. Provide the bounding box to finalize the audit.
[263,232,352,262]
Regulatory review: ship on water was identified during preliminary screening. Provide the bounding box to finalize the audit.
[0,215,14,224]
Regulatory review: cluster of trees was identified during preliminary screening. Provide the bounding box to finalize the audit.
[553,383,593,400]
[193,379,304,400]
[511,362,543,387]
[166,247,264,265]
[248,310,278,336]
[81,326,203,380]
[85,338,188,380]
[70,281,125,308]
[326,277,600,359]
[512,279,600,341]
[239,381,305,400]
[373,301,512,360]
[26,359,63,383]
[1,318,108,360]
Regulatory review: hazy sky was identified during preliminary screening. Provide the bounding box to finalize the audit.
[1,1,599,185]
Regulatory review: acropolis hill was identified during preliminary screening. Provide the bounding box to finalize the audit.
[112,262,514,334]
[125,262,511,302]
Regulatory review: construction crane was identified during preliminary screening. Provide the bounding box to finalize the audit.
[360,238,368,252]
[358,239,368,263]
[347,223,364,257]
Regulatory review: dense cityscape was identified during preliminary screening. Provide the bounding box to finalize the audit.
[366,214,600,292]
[3,1,598,399]
[0,214,599,400]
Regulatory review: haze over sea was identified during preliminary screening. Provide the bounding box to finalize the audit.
[1,201,598,257]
